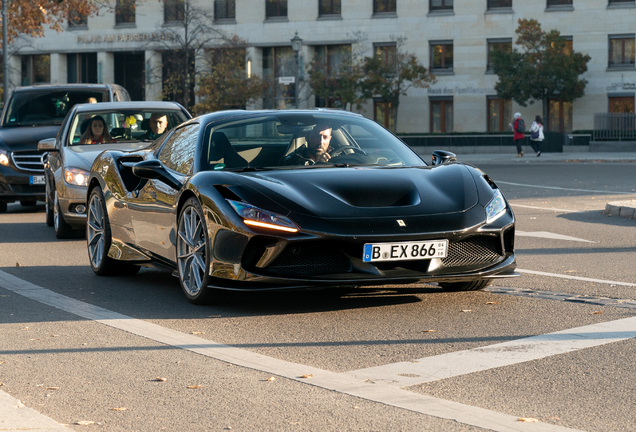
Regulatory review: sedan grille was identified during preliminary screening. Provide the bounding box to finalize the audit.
[12,151,45,173]
[266,245,353,276]
[441,236,501,267]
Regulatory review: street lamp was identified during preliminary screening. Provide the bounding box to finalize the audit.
[290,31,302,108]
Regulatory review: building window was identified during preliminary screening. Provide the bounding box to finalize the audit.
[21,55,51,86]
[319,0,341,15]
[164,0,185,23]
[374,43,397,68]
[430,0,453,12]
[547,99,572,133]
[115,0,135,25]
[430,41,453,71]
[487,39,512,71]
[374,101,395,131]
[609,0,635,4]
[609,35,635,68]
[374,0,396,14]
[263,46,295,108]
[547,0,572,6]
[67,53,97,83]
[487,0,512,8]
[215,0,235,20]
[609,96,635,113]
[266,0,287,18]
[487,97,512,132]
[430,98,453,133]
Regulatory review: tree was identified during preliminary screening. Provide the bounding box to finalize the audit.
[359,37,435,132]
[490,18,591,122]
[194,36,267,114]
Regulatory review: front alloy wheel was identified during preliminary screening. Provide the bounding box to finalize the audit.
[177,197,224,304]
[54,190,74,239]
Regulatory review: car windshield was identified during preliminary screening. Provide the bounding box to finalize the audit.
[67,109,188,146]
[202,113,426,171]
[2,90,109,126]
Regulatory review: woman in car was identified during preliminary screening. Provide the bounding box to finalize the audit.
[79,116,116,144]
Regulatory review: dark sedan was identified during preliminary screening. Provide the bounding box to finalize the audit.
[40,101,190,238]
[86,110,518,304]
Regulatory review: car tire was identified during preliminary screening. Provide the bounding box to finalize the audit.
[87,186,140,276]
[20,200,37,207]
[53,190,74,239]
[45,183,54,227]
[439,280,491,292]
[0,201,7,213]
[177,197,229,305]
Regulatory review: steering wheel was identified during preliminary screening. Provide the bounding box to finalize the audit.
[329,145,366,158]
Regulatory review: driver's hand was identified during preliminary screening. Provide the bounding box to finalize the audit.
[315,151,331,163]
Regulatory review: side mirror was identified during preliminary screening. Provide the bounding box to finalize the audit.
[431,150,457,166]
[38,138,57,152]
[132,159,183,190]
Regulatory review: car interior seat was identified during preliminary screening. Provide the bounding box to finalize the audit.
[209,131,248,169]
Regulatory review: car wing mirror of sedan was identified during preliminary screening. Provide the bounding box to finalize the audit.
[132,159,183,190]
[38,138,57,152]
[431,150,457,166]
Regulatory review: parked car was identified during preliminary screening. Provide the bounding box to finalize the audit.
[40,101,191,238]
[87,109,518,304]
[0,83,131,213]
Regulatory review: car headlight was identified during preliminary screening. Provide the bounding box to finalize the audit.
[228,200,299,233]
[485,189,507,224]
[64,167,89,186]
[0,149,9,166]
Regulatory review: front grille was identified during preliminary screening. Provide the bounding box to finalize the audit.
[9,184,45,194]
[441,236,501,267]
[266,245,353,276]
[11,151,45,173]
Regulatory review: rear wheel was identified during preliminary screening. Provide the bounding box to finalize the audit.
[54,190,74,239]
[87,186,140,276]
[439,280,491,292]
[0,201,7,213]
[177,197,229,305]
[20,200,37,207]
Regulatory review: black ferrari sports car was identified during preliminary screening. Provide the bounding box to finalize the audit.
[86,109,517,304]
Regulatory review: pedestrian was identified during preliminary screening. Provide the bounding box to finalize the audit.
[509,112,525,157]
[529,115,544,157]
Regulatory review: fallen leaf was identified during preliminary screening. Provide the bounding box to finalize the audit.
[155,377,167,382]
[0,361,5,364]
[564,270,576,273]
[299,374,313,379]
[461,310,471,313]
[46,387,59,390]
[191,331,204,335]
[111,407,127,411]
[591,311,603,314]
[518,418,539,423]
[422,330,437,333]
[30,338,41,341]
[0,383,4,386]
[187,385,203,389]
[485,302,499,305]
[16,262,20,267]
[265,377,276,382]
[75,420,95,426]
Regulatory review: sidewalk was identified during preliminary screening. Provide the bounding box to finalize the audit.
[0,390,74,431]
[414,149,636,221]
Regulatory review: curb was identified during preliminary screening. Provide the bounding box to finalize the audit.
[604,200,636,220]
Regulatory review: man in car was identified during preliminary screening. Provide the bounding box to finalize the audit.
[141,113,169,140]
[280,123,333,166]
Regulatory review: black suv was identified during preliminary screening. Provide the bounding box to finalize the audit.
[0,83,130,212]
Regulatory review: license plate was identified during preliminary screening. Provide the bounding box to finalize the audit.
[30,175,45,185]
[363,240,448,262]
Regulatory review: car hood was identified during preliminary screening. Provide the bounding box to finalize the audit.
[64,142,151,171]
[0,126,60,150]
[228,164,479,218]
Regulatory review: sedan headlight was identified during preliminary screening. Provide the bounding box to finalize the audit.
[485,189,507,224]
[0,149,9,166]
[64,167,89,186]
[228,200,299,233]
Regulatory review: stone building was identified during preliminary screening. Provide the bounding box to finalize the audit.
[8,0,636,133]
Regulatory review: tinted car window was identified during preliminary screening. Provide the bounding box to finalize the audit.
[3,90,109,126]
[159,124,199,175]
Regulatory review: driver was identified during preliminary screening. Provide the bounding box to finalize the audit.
[280,123,333,166]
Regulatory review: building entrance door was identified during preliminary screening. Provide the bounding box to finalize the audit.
[115,52,145,101]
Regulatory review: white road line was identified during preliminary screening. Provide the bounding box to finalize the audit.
[511,204,577,213]
[0,269,582,432]
[497,181,634,195]
[516,231,595,243]
[347,318,636,388]
[517,269,636,287]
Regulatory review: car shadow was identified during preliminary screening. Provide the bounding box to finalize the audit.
[0,222,84,243]
[558,210,636,227]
